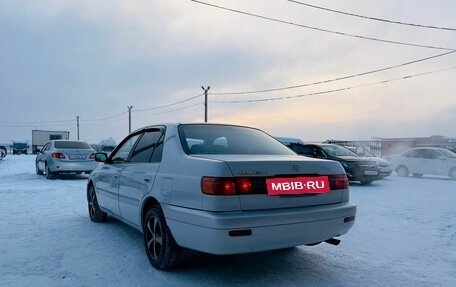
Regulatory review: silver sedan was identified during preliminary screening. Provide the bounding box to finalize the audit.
[36,140,98,179]
[87,123,357,270]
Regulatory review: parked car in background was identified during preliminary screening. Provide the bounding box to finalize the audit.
[345,146,392,179]
[87,123,356,270]
[35,140,98,179]
[0,145,7,160]
[283,142,380,185]
[12,139,29,155]
[391,147,456,180]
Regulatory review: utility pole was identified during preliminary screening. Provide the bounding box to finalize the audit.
[76,116,80,140]
[127,106,133,133]
[201,86,210,122]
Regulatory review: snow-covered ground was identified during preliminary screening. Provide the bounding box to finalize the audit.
[0,155,455,287]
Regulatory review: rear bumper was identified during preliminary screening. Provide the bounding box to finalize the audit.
[345,167,380,182]
[163,201,356,255]
[48,160,98,173]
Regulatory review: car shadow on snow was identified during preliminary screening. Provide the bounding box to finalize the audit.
[172,246,345,285]
[349,181,385,188]
[43,174,90,181]
[99,217,343,282]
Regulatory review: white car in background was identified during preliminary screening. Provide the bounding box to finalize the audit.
[87,123,357,270]
[391,147,456,179]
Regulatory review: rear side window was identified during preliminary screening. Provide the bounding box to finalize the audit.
[179,124,295,155]
[423,149,440,159]
[54,141,91,149]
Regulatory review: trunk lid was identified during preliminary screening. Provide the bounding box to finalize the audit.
[195,154,346,211]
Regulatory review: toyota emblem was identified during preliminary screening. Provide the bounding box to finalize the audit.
[292,164,301,172]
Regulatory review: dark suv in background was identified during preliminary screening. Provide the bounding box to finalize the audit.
[286,143,380,185]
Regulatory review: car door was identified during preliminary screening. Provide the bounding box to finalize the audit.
[37,142,50,171]
[405,149,425,174]
[94,133,141,216]
[118,128,164,227]
[422,149,447,176]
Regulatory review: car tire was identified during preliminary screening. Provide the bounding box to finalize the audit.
[396,166,409,177]
[36,161,43,175]
[45,163,55,179]
[143,206,180,270]
[87,185,107,222]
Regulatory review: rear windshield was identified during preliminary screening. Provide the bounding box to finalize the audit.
[179,124,295,155]
[54,141,92,149]
[321,145,357,157]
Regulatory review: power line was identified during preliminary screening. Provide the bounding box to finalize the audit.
[210,50,456,95]
[132,102,204,120]
[0,94,204,128]
[211,66,456,104]
[286,0,456,31]
[0,122,74,128]
[0,119,73,124]
[189,0,455,51]
[134,93,204,112]
[81,111,128,122]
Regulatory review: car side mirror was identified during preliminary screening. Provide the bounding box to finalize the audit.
[95,152,108,162]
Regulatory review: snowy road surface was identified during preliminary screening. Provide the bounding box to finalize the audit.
[1,155,455,287]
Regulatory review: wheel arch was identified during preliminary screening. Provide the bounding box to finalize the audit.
[87,180,95,201]
[141,196,161,228]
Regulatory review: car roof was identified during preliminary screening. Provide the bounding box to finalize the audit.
[130,122,264,134]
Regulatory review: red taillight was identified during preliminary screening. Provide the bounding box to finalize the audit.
[201,177,252,195]
[51,152,66,159]
[236,178,252,194]
[89,153,95,159]
[329,174,349,190]
[202,175,347,195]
[201,177,236,195]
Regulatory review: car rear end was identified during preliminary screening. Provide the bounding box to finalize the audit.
[48,141,98,174]
[162,124,356,255]
[164,156,356,254]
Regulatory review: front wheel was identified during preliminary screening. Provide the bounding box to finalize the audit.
[88,185,107,222]
[45,163,55,179]
[143,206,179,270]
[36,161,43,175]
[396,166,409,177]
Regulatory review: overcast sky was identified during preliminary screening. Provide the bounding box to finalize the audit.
[1,0,455,144]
